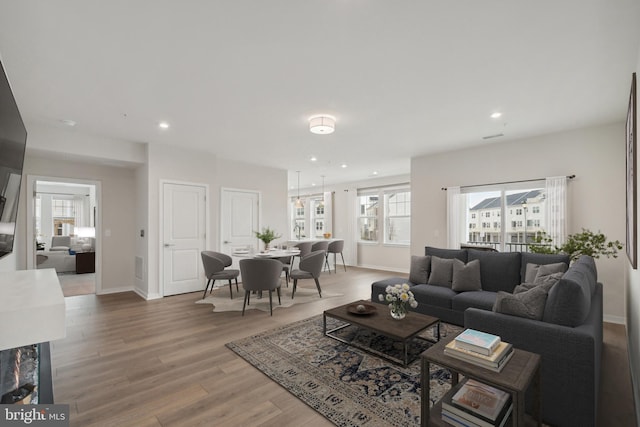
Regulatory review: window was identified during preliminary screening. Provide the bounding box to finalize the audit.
[463,184,547,252]
[384,190,410,244]
[291,200,306,239]
[358,194,378,242]
[311,198,325,238]
[357,186,411,245]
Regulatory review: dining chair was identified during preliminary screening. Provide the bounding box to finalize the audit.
[311,241,331,272]
[277,256,292,286]
[290,250,326,299]
[200,251,240,299]
[292,241,313,270]
[239,258,283,316]
[327,239,346,273]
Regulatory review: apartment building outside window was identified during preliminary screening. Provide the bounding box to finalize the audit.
[358,193,378,242]
[463,183,548,252]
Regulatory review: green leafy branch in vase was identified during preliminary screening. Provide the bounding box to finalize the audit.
[254,227,282,250]
[529,228,623,262]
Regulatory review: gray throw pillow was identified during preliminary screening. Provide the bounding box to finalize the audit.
[409,255,431,284]
[452,258,482,292]
[533,262,568,285]
[493,283,553,320]
[525,262,567,284]
[427,256,454,288]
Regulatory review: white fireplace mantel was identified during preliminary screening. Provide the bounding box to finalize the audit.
[0,269,66,351]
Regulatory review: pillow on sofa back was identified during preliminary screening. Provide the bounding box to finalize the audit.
[520,252,570,283]
[427,256,454,287]
[493,280,555,320]
[409,255,431,284]
[543,258,595,326]
[467,250,520,293]
[452,258,482,291]
[425,246,467,262]
[524,262,568,284]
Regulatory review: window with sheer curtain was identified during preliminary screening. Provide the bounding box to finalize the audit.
[447,177,568,251]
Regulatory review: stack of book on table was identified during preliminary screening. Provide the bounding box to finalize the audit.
[444,329,514,372]
[441,378,513,427]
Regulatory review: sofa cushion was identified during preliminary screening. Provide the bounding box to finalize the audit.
[425,246,467,262]
[452,290,496,312]
[520,252,570,283]
[529,262,568,284]
[524,262,567,283]
[452,259,482,292]
[467,250,521,293]
[427,256,454,287]
[543,264,592,327]
[411,284,456,309]
[409,255,431,284]
[493,282,553,320]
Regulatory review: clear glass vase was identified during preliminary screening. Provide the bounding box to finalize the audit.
[389,303,407,320]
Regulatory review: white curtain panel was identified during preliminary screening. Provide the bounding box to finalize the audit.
[447,186,462,248]
[545,176,568,246]
[73,197,86,227]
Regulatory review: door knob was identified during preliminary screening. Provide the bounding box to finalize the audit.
[164,243,175,247]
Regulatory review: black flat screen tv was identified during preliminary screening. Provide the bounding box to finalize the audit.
[0,59,27,259]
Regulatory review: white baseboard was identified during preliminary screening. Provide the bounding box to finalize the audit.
[97,285,134,295]
[604,314,626,325]
[357,263,409,274]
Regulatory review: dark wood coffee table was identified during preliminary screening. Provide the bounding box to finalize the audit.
[323,300,440,366]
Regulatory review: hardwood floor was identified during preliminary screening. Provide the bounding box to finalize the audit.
[51,267,635,426]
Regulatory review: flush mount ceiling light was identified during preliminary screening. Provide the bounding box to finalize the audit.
[159,121,170,129]
[309,115,336,135]
[490,112,502,119]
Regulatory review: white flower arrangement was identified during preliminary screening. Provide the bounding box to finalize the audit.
[378,283,418,317]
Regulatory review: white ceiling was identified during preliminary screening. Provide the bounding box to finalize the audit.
[0,1,639,188]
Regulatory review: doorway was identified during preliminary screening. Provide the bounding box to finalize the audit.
[26,175,101,296]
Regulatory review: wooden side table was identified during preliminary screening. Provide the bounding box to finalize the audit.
[421,334,541,427]
[75,251,95,274]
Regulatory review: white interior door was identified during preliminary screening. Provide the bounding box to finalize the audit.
[163,183,207,296]
[221,189,259,254]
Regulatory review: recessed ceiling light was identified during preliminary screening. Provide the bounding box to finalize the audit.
[59,119,76,127]
[372,171,378,176]
[490,112,502,119]
[341,164,347,168]
[310,156,317,162]
[311,183,316,186]
[159,121,170,129]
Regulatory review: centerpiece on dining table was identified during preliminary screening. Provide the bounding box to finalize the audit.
[378,283,418,320]
[254,227,282,252]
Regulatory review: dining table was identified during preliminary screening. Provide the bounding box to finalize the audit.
[231,248,301,299]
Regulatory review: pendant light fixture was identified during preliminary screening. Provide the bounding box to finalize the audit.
[295,171,304,208]
[318,175,325,209]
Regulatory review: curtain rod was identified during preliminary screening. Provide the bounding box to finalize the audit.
[440,175,575,191]
[356,181,411,192]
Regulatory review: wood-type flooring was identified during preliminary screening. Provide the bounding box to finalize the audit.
[51,267,635,426]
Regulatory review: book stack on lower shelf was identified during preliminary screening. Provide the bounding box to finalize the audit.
[444,329,514,372]
[441,378,513,427]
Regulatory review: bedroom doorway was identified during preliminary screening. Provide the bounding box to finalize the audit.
[26,175,101,297]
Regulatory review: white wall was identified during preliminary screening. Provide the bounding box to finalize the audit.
[626,47,640,427]
[141,144,288,299]
[412,123,626,322]
[19,154,138,293]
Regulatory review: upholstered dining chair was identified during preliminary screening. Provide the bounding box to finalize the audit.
[327,239,346,273]
[290,250,325,299]
[291,241,313,270]
[311,240,331,272]
[200,251,240,299]
[239,258,283,316]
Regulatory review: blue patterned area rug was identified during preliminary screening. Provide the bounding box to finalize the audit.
[226,314,462,427]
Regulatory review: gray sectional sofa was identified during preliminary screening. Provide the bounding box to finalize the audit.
[370,246,603,427]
